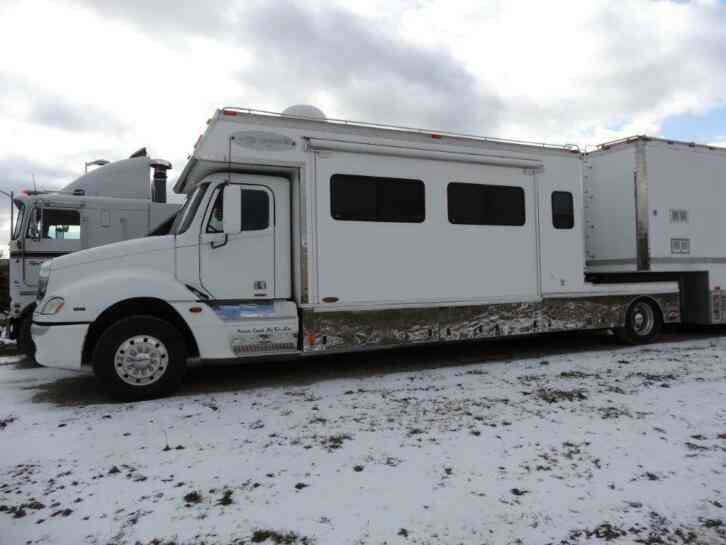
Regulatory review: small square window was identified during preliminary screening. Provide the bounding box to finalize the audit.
[551,191,574,230]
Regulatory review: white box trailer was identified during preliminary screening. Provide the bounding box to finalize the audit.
[584,136,726,324]
[31,107,681,399]
[7,151,180,355]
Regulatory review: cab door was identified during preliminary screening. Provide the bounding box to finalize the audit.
[199,183,275,300]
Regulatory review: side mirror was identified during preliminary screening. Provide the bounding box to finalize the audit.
[222,184,241,234]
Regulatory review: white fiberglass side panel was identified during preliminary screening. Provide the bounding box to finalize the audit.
[314,151,538,305]
[84,204,149,248]
[584,147,637,269]
[646,143,726,265]
[62,157,152,200]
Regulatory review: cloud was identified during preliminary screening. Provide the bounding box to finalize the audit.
[71,0,502,133]
[0,72,127,134]
[0,155,73,194]
[30,97,126,133]
[236,1,502,133]
[68,0,726,145]
[70,0,229,35]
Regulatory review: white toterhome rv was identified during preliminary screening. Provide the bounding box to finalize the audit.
[32,107,686,399]
[7,150,179,355]
[584,136,726,325]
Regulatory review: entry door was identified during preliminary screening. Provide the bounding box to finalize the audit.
[199,184,275,300]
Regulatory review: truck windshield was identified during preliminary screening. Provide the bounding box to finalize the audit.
[170,183,209,235]
[11,201,26,240]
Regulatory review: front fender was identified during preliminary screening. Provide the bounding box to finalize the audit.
[36,268,195,324]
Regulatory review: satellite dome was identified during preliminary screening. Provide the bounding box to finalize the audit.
[281,104,326,120]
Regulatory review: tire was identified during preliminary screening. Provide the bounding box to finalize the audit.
[92,315,186,401]
[17,313,37,363]
[615,298,662,345]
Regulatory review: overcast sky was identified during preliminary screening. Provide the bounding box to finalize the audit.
[1,0,726,255]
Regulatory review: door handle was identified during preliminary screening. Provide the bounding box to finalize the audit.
[209,234,228,249]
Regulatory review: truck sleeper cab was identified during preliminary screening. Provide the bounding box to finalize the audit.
[32,107,682,400]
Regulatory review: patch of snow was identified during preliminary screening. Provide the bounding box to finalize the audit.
[0,337,725,544]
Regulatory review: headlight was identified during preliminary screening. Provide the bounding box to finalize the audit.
[40,297,65,315]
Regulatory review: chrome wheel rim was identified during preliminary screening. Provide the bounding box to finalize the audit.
[114,335,169,386]
[631,303,655,337]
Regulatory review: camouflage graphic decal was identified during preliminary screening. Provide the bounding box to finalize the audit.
[302,308,439,351]
[302,292,680,353]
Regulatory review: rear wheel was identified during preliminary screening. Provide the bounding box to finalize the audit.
[92,316,186,401]
[615,298,662,344]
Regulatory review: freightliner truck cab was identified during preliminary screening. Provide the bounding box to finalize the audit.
[32,173,297,399]
[7,151,179,357]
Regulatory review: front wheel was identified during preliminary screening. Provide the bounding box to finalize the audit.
[92,316,186,401]
[615,299,662,344]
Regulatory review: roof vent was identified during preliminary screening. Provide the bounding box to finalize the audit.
[281,104,326,120]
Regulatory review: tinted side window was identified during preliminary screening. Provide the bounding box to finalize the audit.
[242,189,270,231]
[331,174,425,223]
[447,183,525,226]
[205,187,270,233]
[552,191,574,229]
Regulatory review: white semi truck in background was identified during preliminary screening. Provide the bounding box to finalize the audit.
[35,105,726,401]
[7,149,180,356]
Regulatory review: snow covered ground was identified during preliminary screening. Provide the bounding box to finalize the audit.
[0,332,725,545]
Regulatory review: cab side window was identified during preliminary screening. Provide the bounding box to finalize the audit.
[242,189,270,231]
[206,191,224,233]
[27,208,81,240]
[205,188,270,233]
